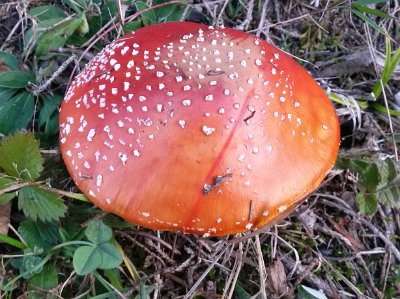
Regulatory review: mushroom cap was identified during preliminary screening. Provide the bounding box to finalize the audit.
[59,22,340,236]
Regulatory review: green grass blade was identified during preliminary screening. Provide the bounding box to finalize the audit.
[0,233,26,249]
[352,3,393,19]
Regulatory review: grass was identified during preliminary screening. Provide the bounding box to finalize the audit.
[0,0,400,298]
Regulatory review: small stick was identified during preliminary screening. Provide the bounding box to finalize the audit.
[248,200,254,222]
[32,55,77,96]
[203,174,232,195]
[255,235,267,299]
[206,69,225,76]
[243,111,256,123]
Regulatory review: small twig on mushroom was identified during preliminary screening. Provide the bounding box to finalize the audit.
[203,173,232,195]
[79,174,93,180]
[243,111,256,123]
[248,200,255,222]
[206,69,225,76]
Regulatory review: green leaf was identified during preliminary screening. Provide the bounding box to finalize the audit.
[0,132,43,181]
[376,182,400,208]
[21,255,44,279]
[19,220,61,250]
[67,15,102,46]
[298,285,328,299]
[0,193,16,204]
[377,158,397,188]
[101,0,117,23]
[38,93,63,128]
[85,220,112,244]
[0,175,18,204]
[89,292,119,299]
[0,86,17,99]
[0,52,19,70]
[76,13,89,34]
[373,38,400,99]
[35,14,85,57]
[372,102,400,116]
[0,71,35,88]
[19,220,47,250]
[337,157,399,211]
[136,1,157,26]
[135,283,155,299]
[44,111,60,137]
[0,233,25,249]
[0,175,18,188]
[29,263,58,289]
[104,269,123,291]
[383,46,400,84]
[233,283,252,299]
[64,0,87,14]
[359,162,380,192]
[0,91,35,135]
[29,5,66,26]
[123,20,142,33]
[153,0,187,23]
[357,192,378,214]
[98,243,122,269]
[351,3,392,19]
[335,158,380,191]
[18,186,66,222]
[351,8,387,35]
[73,245,102,275]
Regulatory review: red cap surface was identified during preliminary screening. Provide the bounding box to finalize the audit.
[59,22,340,236]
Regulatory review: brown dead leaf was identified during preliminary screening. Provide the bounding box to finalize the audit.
[298,208,317,234]
[328,217,365,251]
[0,202,11,235]
[266,259,288,295]
[0,60,9,72]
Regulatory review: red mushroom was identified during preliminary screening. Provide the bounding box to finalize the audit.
[59,22,340,236]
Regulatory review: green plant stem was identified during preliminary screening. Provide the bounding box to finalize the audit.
[46,187,90,202]
[48,240,94,252]
[0,233,26,249]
